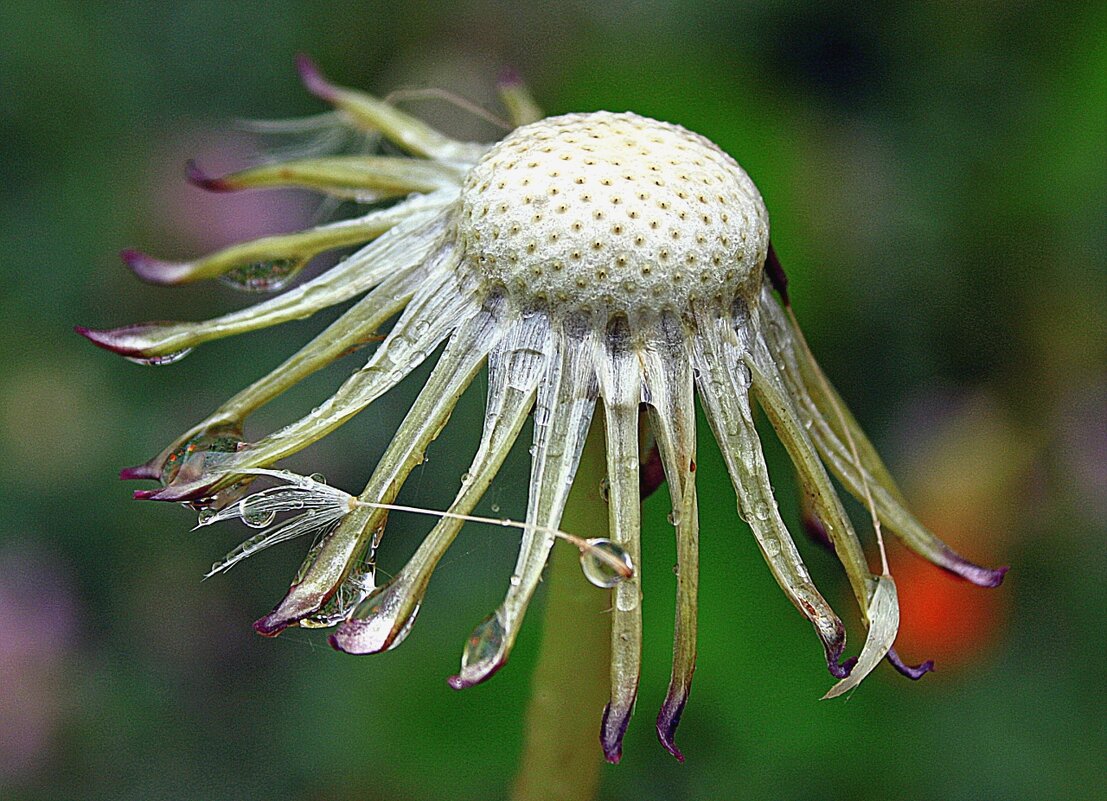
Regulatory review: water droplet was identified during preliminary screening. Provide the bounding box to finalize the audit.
[125,348,193,367]
[303,567,376,628]
[667,510,682,526]
[196,508,217,526]
[579,538,634,588]
[239,496,276,529]
[754,501,771,521]
[764,538,781,557]
[161,428,244,486]
[220,258,302,293]
[458,612,506,676]
[490,503,501,514]
[308,473,327,484]
[460,471,472,484]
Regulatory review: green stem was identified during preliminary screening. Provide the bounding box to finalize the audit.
[511,418,610,801]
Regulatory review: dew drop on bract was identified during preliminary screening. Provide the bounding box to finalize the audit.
[196,508,217,527]
[308,473,327,485]
[161,428,245,486]
[125,348,193,367]
[239,497,277,529]
[579,538,634,588]
[460,612,506,672]
[220,258,302,293]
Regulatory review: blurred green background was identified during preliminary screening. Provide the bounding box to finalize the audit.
[2,2,1104,799]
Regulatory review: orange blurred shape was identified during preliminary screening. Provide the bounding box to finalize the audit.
[891,394,1031,669]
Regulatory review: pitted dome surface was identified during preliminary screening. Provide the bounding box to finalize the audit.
[455,111,769,314]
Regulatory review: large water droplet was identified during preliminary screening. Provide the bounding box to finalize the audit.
[303,568,376,628]
[579,538,634,588]
[125,348,193,367]
[220,258,301,293]
[161,428,244,486]
[196,508,217,527]
[341,582,420,652]
[239,496,276,529]
[459,612,506,673]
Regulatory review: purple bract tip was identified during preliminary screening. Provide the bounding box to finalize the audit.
[801,512,834,551]
[886,647,936,680]
[765,242,790,306]
[497,66,523,88]
[132,489,159,500]
[120,249,192,285]
[656,694,688,763]
[938,549,1010,588]
[295,53,336,101]
[639,443,666,500]
[119,462,160,481]
[185,160,235,192]
[75,322,158,358]
[253,614,287,638]
[600,702,632,765]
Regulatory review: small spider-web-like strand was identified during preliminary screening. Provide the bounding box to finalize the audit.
[296,55,489,163]
[254,302,504,634]
[692,307,855,680]
[331,311,550,655]
[640,312,699,763]
[759,292,1007,587]
[595,318,644,765]
[448,321,599,689]
[145,262,479,502]
[80,197,452,359]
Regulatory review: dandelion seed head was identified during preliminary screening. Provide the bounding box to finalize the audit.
[456,112,768,315]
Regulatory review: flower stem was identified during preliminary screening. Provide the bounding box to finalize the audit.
[512,418,610,801]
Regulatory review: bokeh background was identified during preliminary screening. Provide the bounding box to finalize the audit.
[2,2,1104,799]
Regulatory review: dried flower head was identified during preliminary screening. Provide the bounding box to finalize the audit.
[78,57,1006,763]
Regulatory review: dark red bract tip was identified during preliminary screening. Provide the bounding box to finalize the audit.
[295,53,337,101]
[185,160,236,192]
[120,249,191,285]
[75,323,155,358]
[253,614,288,638]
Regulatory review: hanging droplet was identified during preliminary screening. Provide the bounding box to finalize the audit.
[459,611,507,673]
[579,538,634,588]
[196,508,218,527]
[239,496,277,529]
[161,428,244,486]
[124,348,193,367]
[333,580,420,652]
[219,258,302,293]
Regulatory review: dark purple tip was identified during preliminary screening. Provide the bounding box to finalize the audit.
[936,548,1010,588]
[295,53,337,101]
[253,586,329,637]
[119,462,160,481]
[75,322,162,358]
[497,66,523,88]
[446,662,505,691]
[765,242,790,306]
[639,443,666,500]
[656,694,688,763]
[185,160,236,192]
[131,477,216,503]
[886,647,936,680]
[821,625,857,679]
[600,702,632,765]
[120,249,193,285]
[801,511,834,551]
